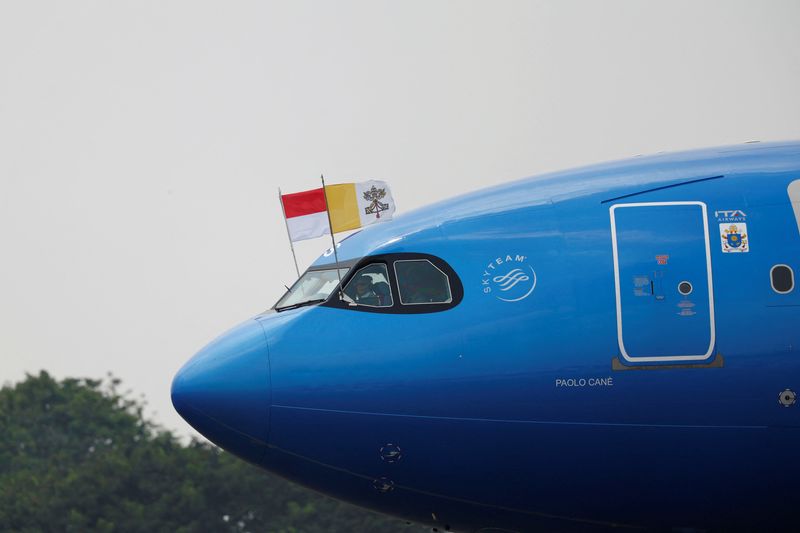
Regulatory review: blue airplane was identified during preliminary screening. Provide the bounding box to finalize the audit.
[172,141,800,532]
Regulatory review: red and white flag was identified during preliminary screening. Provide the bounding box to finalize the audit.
[280,187,329,242]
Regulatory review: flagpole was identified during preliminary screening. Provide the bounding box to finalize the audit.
[320,174,344,300]
[278,187,301,278]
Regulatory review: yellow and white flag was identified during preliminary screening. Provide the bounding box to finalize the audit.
[325,180,396,234]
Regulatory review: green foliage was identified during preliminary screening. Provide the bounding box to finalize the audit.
[0,372,418,533]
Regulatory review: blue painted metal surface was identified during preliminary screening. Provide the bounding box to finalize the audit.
[173,141,800,531]
[171,319,270,464]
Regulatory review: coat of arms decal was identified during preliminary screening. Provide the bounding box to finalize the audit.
[720,223,749,253]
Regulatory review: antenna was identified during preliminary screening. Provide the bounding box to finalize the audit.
[277,187,301,278]
[321,175,344,299]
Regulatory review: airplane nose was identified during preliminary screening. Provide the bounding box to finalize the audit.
[171,319,270,463]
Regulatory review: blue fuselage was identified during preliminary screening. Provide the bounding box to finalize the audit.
[172,142,800,531]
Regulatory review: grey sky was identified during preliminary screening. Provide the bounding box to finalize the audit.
[2,1,799,437]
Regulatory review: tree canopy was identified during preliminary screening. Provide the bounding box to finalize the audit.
[0,372,419,533]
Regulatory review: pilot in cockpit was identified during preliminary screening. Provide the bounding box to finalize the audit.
[342,264,393,307]
[350,275,381,306]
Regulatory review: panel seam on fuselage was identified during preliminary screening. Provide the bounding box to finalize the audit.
[271,404,765,430]
[600,175,724,203]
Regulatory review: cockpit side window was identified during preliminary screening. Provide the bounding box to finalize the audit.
[394,260,453,304]
[343,263,394,307]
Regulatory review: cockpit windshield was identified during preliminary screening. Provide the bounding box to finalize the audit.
[274,268,349,311]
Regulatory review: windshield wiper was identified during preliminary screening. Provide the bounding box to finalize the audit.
[274,298,326,312]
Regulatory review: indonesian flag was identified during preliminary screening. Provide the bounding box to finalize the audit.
[280,180,396,242]
[280,187,328,242]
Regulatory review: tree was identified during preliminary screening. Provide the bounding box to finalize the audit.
[0,371,419,533]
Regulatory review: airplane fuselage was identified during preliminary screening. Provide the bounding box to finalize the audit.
[173,142,800,531]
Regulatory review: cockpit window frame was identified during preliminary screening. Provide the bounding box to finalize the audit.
[322,252,463,314]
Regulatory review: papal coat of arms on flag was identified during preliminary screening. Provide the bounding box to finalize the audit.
[720,223,749,253]
[363,185,389,218]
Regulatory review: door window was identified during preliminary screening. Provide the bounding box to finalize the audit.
[771,264,795,294]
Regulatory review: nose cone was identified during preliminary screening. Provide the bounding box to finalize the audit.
[172,319,270,464]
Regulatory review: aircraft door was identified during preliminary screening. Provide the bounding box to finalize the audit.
[610,202,715,363]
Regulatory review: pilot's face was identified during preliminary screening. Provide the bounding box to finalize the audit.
[355,280,370,296]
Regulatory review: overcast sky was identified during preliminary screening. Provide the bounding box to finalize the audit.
[2,1,799,437]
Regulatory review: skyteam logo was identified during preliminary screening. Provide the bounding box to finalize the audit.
[481,254,537,302]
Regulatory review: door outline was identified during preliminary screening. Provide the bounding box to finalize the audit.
[609,201,716,363]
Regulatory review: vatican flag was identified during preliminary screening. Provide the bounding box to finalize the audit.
[324,180,396,234]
